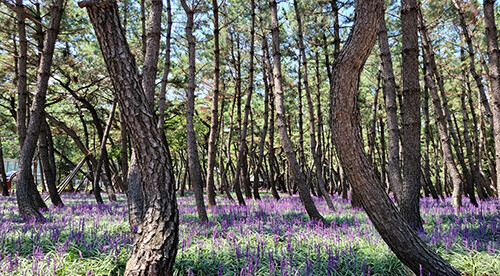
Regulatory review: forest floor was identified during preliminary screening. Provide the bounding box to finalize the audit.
[0,192,498,275]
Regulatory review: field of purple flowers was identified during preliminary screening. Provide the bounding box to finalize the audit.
[0,193,498,275]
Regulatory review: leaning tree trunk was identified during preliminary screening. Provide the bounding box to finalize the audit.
[293,0,334,210]
[80,0,179,274]
[420,31,463,209]
[39,119,63,206]
[92,100,118,203]
[330,0,460,275]
[484,0,500,201]
[180,0,208,222]
[418,10,476,206]
[16,0,64,221]
[269,0,325,224]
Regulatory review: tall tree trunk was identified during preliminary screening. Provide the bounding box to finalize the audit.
[400,0,423,230]
[422,71,439,200]
[269,0,325,223]
[232,20,255,200]
[16,0,64,220]
[180,0,208,222]
[157,0,172,132]
[466,67,488,199]
[330,1,460,274]
[378,12,403,200]
[261,31,280,201]
[253,40,271,201]
[16,0,28,148]
[39,119,63,206]
[294,0,334,210]
[80,1,179,274]
[298,54,305,173]
[315,52,329,194]
[207,0,224,206]
[368,73,381,166]
[483,0,500,201]
[460,64,480,202]
[142,0,162,107]
[206,0,221,207]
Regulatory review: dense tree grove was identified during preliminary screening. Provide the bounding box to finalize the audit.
[1,0,500,274]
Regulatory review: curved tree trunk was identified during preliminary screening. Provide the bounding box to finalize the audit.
[269,0,325,223]
[80,0,180,274]
[330,1,460,274]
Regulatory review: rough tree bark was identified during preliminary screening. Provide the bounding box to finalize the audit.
[142,0,162,108]
[330,0,461,274]
[180,0,209,222]
[119,111,128,190]
[80,0,179,274]
[16,0,28,148]
[16,0,64,220]
[483,0,500,201]
[269,0,325,223]
[157,0,172,133]
[126,0,165,224]
[400,0,423,230]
